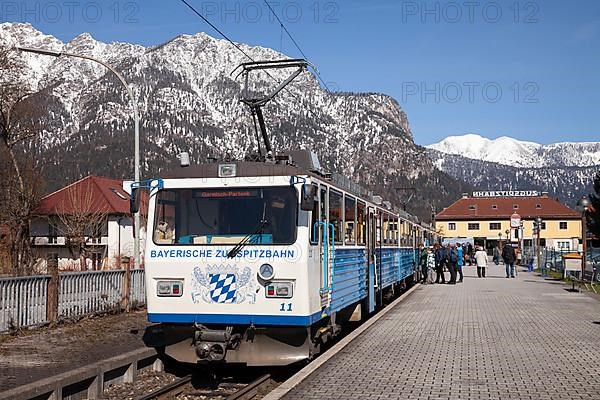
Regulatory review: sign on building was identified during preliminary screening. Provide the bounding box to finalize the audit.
[472,190,540,198]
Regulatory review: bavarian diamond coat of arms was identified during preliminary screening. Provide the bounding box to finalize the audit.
[192,265,256,304]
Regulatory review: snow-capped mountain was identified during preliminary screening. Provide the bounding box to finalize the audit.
[427,133,600,168]
[0,23,468,220]
[426,134,600,206]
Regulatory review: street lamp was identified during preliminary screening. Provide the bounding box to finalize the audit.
[16,46,142,270]
[534,217,543,274]
[505,229,510,242]
[577,196,591,281]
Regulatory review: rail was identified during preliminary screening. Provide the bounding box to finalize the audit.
[138,373,272,400]
[0,269,145,333]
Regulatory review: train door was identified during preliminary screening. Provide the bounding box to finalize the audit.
[366,207,377,312]
[314,185,332,308]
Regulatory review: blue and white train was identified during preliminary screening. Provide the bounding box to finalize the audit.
[142,151,436,366]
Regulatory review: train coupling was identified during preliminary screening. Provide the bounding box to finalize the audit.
[194,326,240,361]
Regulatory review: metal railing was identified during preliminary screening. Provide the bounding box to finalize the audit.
[0,269,145,333]
[0,275,50,332]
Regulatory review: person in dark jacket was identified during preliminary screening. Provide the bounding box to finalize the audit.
[467,243,474,265]
[419,244,428,283]
[434,243,446,284]
[502,243,517,278]
[446,243,458,284]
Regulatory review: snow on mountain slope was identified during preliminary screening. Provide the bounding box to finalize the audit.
[0,22,468,220]
[426,133,600,168]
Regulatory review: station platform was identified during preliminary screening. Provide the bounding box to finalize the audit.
[271,264,600,400]
[0,310,149,392]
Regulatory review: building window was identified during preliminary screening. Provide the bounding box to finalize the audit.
[513,204,519,209]
[541,222,546,230]
[557,241,570,250]
[468,223,480,230]
[489,222,501,230]
[559,221,567,230]
[540,238,546,246]
[536,204,542,209]
[468,205,476,210]
[48,222,58,244]
[492,205,498,209]
[448,222,456,230]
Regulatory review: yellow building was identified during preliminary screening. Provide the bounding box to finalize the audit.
[435,191,582,254]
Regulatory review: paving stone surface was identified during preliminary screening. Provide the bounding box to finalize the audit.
[0,310,149,391]
[283,264,600,400]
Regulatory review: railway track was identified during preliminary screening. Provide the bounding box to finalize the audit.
[138,373,273,400]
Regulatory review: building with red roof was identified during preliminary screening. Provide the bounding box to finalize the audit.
[435,191,582,254]
[31,176,145,271]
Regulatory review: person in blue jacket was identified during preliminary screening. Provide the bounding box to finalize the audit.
[456,243,464,283]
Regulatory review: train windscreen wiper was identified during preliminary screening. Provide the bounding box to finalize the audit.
[227,219,269,258]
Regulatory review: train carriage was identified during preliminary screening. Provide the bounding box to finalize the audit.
[142,151,435,366]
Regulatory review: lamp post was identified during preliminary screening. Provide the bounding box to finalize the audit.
[535,217,543,275]
[577,196,590,281]
[16,46,142,270]
[505,229,510,242]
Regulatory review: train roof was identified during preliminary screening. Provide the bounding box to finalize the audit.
[158,154,430,229]
[161,161,306,180]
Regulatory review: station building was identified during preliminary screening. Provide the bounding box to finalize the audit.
[435,191,582,254]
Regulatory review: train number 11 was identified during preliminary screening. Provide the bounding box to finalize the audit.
[280,303,292,312]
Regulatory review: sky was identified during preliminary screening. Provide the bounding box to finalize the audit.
[2,0,599,145]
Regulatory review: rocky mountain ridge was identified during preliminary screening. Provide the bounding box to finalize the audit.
[1,22,468,220]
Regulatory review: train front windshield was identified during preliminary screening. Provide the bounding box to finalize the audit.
[153,187,297,245]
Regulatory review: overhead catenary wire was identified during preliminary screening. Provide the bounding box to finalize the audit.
[176,0,327,148]
[177,0,307,101]
[262,0,332,92]
[178,0,255,63]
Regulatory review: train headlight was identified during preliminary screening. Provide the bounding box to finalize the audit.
[156,280,183,297]
[266,281,293,298]
[258,263,275,281]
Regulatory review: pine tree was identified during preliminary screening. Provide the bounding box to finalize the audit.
[589,171,600,239]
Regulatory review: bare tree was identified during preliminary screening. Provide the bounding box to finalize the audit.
[57,183,109,271]
[0,46,45,275]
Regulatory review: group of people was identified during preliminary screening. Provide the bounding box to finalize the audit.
[419,242,500,284]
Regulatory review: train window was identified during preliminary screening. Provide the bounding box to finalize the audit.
[388,215,394,245]
[152,187,298,245]
[344,195,356,245]
[382,214,388,245]
[320,186,328,223]
[154,191,177,244]
[310,185,319,244]
[356,201,366,245]
[376,212,382,246]
[329,190,343,244]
